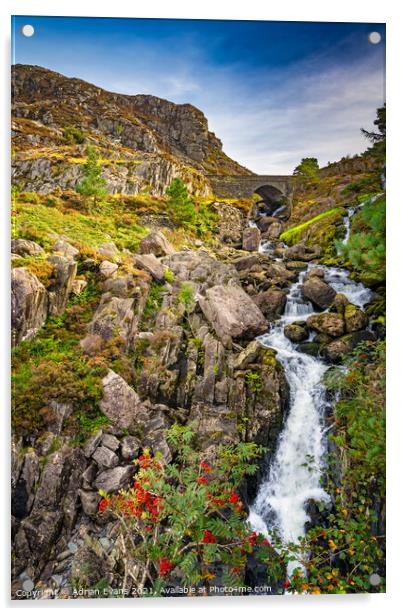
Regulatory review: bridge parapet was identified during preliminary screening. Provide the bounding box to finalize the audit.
[206,174,295,200]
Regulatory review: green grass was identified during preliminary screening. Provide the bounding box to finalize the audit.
[12,197,149,253]
[280,207,345,245]
[11,278,107,436]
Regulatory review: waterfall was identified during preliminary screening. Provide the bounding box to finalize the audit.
[339,193,384,250]
[248,264,372,575]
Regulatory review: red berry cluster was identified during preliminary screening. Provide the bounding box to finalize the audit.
[137,451,162,470]
[159,557,173,577]
[199,461,212,472]
[98,481,163,521]
[202,530,217,544]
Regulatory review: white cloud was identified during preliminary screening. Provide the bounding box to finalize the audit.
[205,55,385,173]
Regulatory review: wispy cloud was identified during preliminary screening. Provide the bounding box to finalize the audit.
[202,55,385,173]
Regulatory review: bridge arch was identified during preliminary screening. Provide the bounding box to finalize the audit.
[253,183,285,205]
[205,173,295,216]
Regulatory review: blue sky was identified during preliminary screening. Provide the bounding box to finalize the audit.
[12,16,385,174]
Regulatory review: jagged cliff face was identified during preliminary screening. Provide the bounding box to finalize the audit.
[11,65,251,195]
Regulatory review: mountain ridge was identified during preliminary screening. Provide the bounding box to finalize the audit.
[11,64,251,196]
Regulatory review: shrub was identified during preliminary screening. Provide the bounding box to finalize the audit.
[98,425,285,594]
[336,195,385,283]
[63,126,86,144]
[178,282,195,312]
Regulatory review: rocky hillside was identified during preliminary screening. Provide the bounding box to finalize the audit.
[12,64,251,196]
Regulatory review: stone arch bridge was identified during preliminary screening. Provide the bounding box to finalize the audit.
[206,174,295,208]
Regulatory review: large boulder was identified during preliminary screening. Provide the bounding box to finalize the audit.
[11,267,48,345]
[284,322,309,343]
[94,466,134,493]
[242,226,261,252]
[332,292,349,314]
[97,242,119,260]
[92,446,119,469]
[232,254,260,272]
[305,267,325,281]
[47,255,77,316]
[302,276,336,309]
[322,330,376,362]
[86,288,146,350]
[229,346,288,450]
[120,435,141,460]
[52,239,79,259]
[263,262,297,286]
[134,253,166,282]
[99,369,149,431]
[344,304,368,332]
[307,313,345,337]
[99,260,118,279]
[164,251,237,291]
[253,287,287,320]
[199,284,267,344]
[11,239,45,257]
[284,242,321,262]
[207,202,244,245]
[139,231,175,257]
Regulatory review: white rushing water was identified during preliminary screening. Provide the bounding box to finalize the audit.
[248,264,373,574]
[339,193,384,251]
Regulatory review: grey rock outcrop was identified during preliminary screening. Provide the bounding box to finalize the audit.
[52,239,79,259]
[11,267,48,345]
[47,255,77,316]
[94,466,134,493]
[99,370,149,432]
[284,322,309,343]
[99,260,119,279]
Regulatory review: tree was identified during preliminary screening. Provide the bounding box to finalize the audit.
[361,105,386,165]
[76,146,108,209]
[165,178,196,225]
[361,105,386,144]
[293,157,320,181]
[97,425,286,595]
